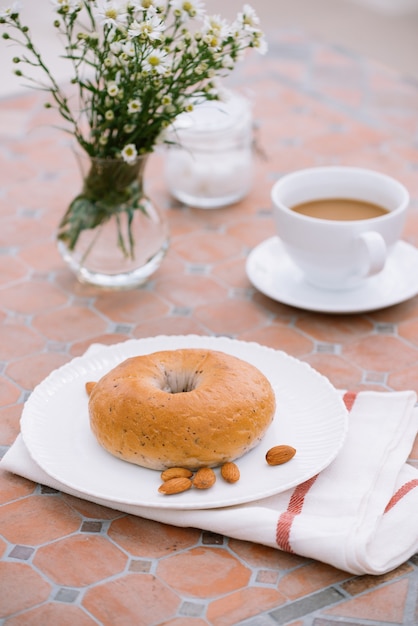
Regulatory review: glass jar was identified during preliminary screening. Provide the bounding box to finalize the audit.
[57,152,169,289]
[164,91,253,209]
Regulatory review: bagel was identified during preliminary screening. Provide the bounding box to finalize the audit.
[88,348,276,470]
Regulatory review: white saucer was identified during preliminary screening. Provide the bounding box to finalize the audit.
[246,237,418,314]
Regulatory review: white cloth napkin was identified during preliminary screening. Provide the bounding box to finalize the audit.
[2,363,418,575]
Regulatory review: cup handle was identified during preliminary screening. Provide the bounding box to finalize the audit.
[357,231,387,277]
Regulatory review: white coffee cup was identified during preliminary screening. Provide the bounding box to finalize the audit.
[271,166,409,290]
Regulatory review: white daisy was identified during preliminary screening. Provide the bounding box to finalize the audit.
[171,0,205,19]
[121,143,138,164]
[122,40,136,56]
[144,48,168,74]
[201,14,230,49]
[93,0,128,28]
[128,14,165,41]
[139,0,165,11]
[127,98,141,114]
[125,0,142,9]
[50,0,81,13]
[236,4,260,30]
[0,1,21,17]
[109,41,123,54]
[252,32,268,55]
[203,14,230,39]
[103,55,116,68]
[202,31,221,50]
[106,81,120,96]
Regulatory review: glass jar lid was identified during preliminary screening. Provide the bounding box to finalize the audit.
[168,90,252,143]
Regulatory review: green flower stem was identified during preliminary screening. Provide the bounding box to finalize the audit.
[58,155,149,259]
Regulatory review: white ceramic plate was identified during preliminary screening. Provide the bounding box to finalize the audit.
[21,335,348,510]
[246,237,418,314]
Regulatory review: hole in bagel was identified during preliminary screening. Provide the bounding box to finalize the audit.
[163,369,199,393]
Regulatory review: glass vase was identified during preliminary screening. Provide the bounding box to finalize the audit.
[57,152,169,289]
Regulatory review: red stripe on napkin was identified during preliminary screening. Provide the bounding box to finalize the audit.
[276,475,318,552]
[384,479,418,513]
[343,390,358,412]
[275,390,357,552]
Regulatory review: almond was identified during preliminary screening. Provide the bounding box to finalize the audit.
[221,462,240,483]
[266,445,296,466]
[85,381,96,396]
[158,477,192,495]
[192,467,216,490]
[161,467,193,481]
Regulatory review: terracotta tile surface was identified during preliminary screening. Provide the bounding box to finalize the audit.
[277,562,350,600]
[33,535,127,586]
[157,547,252,597]
[108,517,201,557]
[325,578,410,622]
[83,574,182,625]
[1,26,418,626]
[0,562,51,617]
[5,353,70,390]
[0,472,35,505]
[206,587,287,626]
[5,604,98,626]
[0,405,22,446]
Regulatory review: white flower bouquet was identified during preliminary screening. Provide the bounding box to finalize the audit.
[0,0,266,255]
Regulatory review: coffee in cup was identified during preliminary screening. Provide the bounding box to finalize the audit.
[271,166,409,290]
[291,198,389,221]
